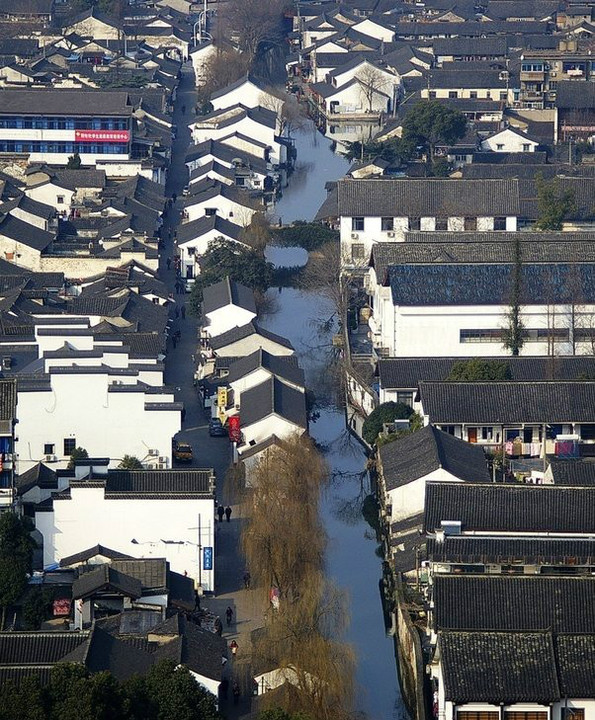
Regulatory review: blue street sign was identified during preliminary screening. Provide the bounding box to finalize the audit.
[203,546,213,571]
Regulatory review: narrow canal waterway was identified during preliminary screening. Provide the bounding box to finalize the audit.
[261,125,407,720]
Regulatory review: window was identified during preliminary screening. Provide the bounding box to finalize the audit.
[409,217,420,231]
[460,329,503,343]
[43,443,55,455]
[57,196,64,204]
[448,90,458,98]
[469,91,478,99]
[429,91,436,99]
[464,217,477,231]
[499,91,508,100]
[352,217,364,232]
[522,143,530,151]
[435,217,448,231]
[205,208,216,216]
[396,392,413,406]
[496,143,504,150]
[351,243,365,261]
[381,217,394,231]
[562,709,585,720]
[63,438,76,456]
[494,216,507,230]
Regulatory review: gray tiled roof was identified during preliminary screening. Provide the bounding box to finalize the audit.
[240,376,307,429]
[0,632,89,665]
[72,565,143,600]
[209,321,294,352]
[60,544,133,566]
[420,380,595,424]
[434,575,595,633]
[548,458,595,486]
[336,178,520,217]
[0,214,54,251]
[103,469,214,497]
[379,425,489,489]
[426,535,595,566]
[424,482,595,534]
[0,379,16,428]
[428,68,508,89]
[557,634,595,698]
[226,348,304,387]
[378,356,595,390]
[176,215,242,244]
[0,90,132,117]
[556,80,595,110]
[439,631,560,704]
[202,277,256,316]
[389,263,595,306]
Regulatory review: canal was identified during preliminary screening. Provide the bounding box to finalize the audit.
[261,124,407,720]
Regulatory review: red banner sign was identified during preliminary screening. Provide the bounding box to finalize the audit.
[74,129,130,143]
[53,598,71,616]
[228,414,241,443]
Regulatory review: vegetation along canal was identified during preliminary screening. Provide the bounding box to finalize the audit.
[261,124,407,720]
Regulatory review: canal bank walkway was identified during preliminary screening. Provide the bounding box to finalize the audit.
[159,63,268,719]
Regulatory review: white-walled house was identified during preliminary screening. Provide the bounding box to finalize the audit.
[15,323,180,472]
[369,262,595,357]
[210,76,281,113]
[202,277,257,338]
[480,127,540,153]
[181,180,258,225]
[206,322,295,359]
[378,425,489,526]
[337,178,520,266]
[35,464,216,592]
[177,215,244,279]
[189,41,217,87]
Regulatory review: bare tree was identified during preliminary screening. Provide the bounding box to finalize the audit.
[356,65,393,113]
[220,0,287,64]
[260,88,309,136]
[199,48,251,103]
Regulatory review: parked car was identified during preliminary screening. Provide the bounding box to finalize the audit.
[173,440,193,462]
[208,418,228,437]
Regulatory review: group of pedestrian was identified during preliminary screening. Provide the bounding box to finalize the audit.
[216,505,233,522]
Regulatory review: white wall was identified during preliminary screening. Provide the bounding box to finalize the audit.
[481,129,538,152]
[36,489,215,591]
[241,415,303,447]
[388,469,462,522]
[16,372,180,472]
[214,336,294,358]
[204,304,257,337]
[211,83,280,112]
[184,196,256,225]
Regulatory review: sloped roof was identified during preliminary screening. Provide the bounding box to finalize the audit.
[439,630,560,704]
[202,276,257,316]
[176,214,242,244]
[548,458,595,486]
[0,214,54,251]
[60,544,133,567]
[209,321,294,352]
[379,424,489,490]
[336,178,520,217]
[72,564,142,600]
[424,481,595,534]
[0,90,131,117]
[226,348,304,386]
[0,632,88,665]
[240,376,307,429]
[420,380,595,424]
[434,575,595,633]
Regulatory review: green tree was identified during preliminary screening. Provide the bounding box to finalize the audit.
[0,513,35,629]
[502,237,524,356]
[67,446,89,469]
[402,100,467,162]
[342,136,413,165]
[23,587,55,630]
[66,153,81,169]
[362,402,414,445]
[188,238,273,315]
[118,455,143,470]
[447,358,512,381]
[274,222,339,252]
[0,676,46,720]
[534,174,576,230]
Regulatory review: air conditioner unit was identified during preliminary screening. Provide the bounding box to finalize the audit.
[550,71,557,77]
[157,463,166,470]
[158,456,167,463]
[44,454,56,463]
[148,449,159,456]
[351,232,359,239]
[363,274,372,291]
[387,231,396,238]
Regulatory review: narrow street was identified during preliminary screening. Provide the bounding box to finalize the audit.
[159,63,266,718]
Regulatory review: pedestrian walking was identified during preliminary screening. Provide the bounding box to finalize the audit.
[215,616,223,636]
[232,680,240,705]
[229,640,238,656]
[166,256,172,270]
[225,606,233,626]
[172,335,177,349]
[225,506,232,522]
[243,570,251,589]
[175,307,180,319]
[172,192,177,203]
[194,590,201,611]
[174,329,181,342]
[182,104,186,114]
[181,304,186,319]
[217,505,225,522]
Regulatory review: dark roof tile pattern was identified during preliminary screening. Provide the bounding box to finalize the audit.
[379,424,489,490]
[226,349,304,387]
[0,632,89,665]
[420,380,595,424]
[549,459,595,486]
[202,277,257,316]
[72,565,142,600]
[434,575,595,633]
[424,482,595,534]
[0,90,132,117]
[240,377,307,429]
[440,631,560,703]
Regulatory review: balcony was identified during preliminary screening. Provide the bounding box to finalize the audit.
[520,71,545,81]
